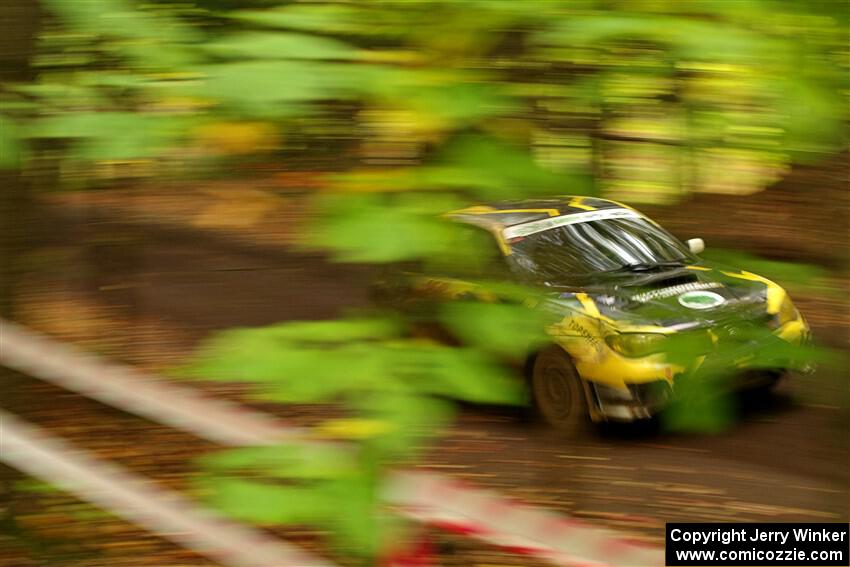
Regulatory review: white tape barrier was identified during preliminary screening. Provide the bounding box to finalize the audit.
[0,410,338,567]
[0,319,663,567]
[1,319,294,446]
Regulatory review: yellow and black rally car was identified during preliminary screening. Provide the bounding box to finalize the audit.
[395,197,811,429]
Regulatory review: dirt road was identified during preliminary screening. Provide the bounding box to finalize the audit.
[15,217,848,547]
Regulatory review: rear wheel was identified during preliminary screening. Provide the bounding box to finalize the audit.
[531,346,588,431]
[744,370,784,395]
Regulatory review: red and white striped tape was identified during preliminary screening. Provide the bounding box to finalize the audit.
[0,409,338,567]
[0,318,663,567]
[387,471,662,567]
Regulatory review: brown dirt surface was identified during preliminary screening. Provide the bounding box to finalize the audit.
[5,156,849,566]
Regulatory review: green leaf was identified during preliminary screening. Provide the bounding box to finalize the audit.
[354,391,453,460]
[42,0,199,43]
[14,479,62,494]
[436,134,593,199]
[187,340,379,400]
[29,112,182,160]
[182,311,526,405]
[329,64,425,99]
[662,372,736,434]
[533,14,668,48]
[109,40,199,70]
[231,5,356,32]
[206,32,358,61]
[672,21,777,63]
[535,13,779,63]
[191,61,354,116]
[399,82,517,128]
[256,348,385,403]
[440,302,549,358]
[11,83,98,101]
[260,317,402,343]
[198,443,393,558]
[325,469,390,558]
[231,5,404,38]
[779,79,846,161]
[201,443,353,480]
[0,115,22,169]
[435,348,525,404]
[389,344,524,405]
[205,478,333,524]
[311,199,459,263]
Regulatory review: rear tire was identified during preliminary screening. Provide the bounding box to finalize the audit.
[745,370,784,396]
[531,346,588,432]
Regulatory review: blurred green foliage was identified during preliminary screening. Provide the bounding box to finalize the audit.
[184,317,525,408]
[197,441,405,558]
[0,0,844,204]
[0,114,22,168]
[181,314,534,561]
[660,325,831,432]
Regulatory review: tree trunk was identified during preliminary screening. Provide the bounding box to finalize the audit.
[0,0,43,559]
[0,0,41,321]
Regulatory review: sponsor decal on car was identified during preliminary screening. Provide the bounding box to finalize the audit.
[678,290,726,310]
[631,282,723,303]
[568,319,602,349]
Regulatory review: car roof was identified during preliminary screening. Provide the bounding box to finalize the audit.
[448,196,630,232]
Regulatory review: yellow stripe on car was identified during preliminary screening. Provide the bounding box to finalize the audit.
[722,270,785,313]
[567,197,595,211]
[454,207,561,217]
[575,293,600,317]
